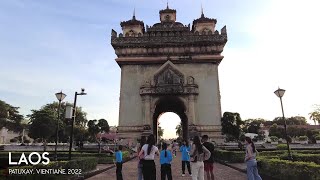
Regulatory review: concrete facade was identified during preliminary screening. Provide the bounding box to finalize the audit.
[111,5,227,143]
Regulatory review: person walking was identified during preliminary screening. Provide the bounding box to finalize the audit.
[139,134,159,180]
[160,143,173,180]
[172,140,177,157]
[180,140,192,176]
[202,135,215,180]
[138,136,147,180]
[244,136,262,180]
[190,136,211,180]
[115,145,123,180]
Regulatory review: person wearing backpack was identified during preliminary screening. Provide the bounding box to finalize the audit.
[190,136,211,180]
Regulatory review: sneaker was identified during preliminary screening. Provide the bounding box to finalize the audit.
[182,174,185,177]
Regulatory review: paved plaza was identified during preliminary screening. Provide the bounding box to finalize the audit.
[88,152,246,180]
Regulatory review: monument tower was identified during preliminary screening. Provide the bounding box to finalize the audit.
[111,5,227,142]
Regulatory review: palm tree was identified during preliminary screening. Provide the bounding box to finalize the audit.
[309,111,320,125]
[175,123,182,137]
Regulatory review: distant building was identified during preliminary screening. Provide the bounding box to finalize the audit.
[0,127,32,144]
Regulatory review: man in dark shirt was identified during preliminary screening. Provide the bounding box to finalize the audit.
[202,135,215,180]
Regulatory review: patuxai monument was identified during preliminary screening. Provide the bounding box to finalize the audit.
[111,5,227,143]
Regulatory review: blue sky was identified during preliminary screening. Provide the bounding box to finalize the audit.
[0,0,320,136]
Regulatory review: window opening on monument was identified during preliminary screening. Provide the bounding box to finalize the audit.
[158,112,181,140]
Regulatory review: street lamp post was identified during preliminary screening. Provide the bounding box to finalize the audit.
[54,91,66,161]
[274,87,293,160]
[68,88,87,160]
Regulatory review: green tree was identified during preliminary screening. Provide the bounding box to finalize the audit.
[269,123,285,138]
[309,105,320,125]
[272,117,286,126]
[287,126,306,138]
[221,112,244,141]
[272,116,308,126]
[73,126,89,146]
[243,118,266,134]
[87,119,110,153]
[158,126,164,138]
[42,102,88,143]
[28,108,56,151]
[42,102,88,126]
[0,100,24,132]
[287,116,308,125]
[175,123,182,137]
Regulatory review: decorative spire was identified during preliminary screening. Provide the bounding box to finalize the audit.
[167,0,169,9]
[201,3,204,17]
[132,7,136,20]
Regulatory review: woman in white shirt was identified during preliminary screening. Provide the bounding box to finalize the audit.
[138,134,159,180]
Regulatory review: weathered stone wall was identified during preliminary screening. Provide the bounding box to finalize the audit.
[118,61,221,127]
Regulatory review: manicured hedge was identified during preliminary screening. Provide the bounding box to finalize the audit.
[214,150,245,163]
[291,150,320,154]
[276,144,289,150]
[214,149,320,163]
[279,153,320,164]
[258,157,320,180]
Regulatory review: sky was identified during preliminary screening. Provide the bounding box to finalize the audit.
[0,0,320,138]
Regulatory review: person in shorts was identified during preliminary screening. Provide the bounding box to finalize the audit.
[202,135,215,180]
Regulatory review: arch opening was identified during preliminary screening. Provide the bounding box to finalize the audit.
[153,96,188,142]
[158,112,181,140]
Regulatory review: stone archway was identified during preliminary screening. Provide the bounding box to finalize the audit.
[112,5,227,144]
[152,96,188,141]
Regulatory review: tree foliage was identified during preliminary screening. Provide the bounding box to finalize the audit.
[269,123,285,138]
[27,102,89,145]
[0,100,24,132]
[42,102,88,126]
[271,116,308,126]
[87,119,110,153]
[309,105,320,125]
[175,123,182,137]
[28,108,57,151]
[221,112,244,141]
[87,119,110,140]
[243,118,266,134]
[158,126,164,138]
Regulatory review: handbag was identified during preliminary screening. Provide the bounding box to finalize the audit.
[190,148,198,162]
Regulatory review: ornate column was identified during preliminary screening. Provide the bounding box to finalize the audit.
[188,94,196,124]
[145,95,151,125]
[142,95,151,126]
